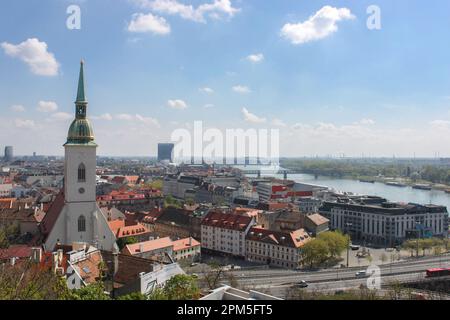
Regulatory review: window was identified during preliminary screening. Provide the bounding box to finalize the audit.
[78,215,86,232]
[78,163,86,182]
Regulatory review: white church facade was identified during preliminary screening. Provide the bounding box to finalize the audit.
[41,61,117,252]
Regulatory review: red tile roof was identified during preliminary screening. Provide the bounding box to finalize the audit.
[40,190,65,238]
[172,237,200,252]
[124,237,173,254]
[0,245,32,260]
[247,227,311,248]
[202,210,254,231]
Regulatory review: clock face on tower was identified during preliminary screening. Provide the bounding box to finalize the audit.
[79,188,85,194]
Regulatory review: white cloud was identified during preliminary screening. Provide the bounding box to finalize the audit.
[199,87,214,94]
[246,53,264,64]
[272,118,287,127]
[92,113,113,121]
[355,118,375,126]
[135,114,161,127]
[232,85,251,94]
[50,112,72,121]
[113,113,160,127]
[14,118,36,129]
[37,101,58,113]
[128,13,171,35]
[116,113,135,121]
[430,120,450,129]
[242,107,266,124]
[203,104,215,109]
[1,38,60,76]
[134,0,240,23]
[281,6,355,45]
[11,105,25,112]
[167,99,188,110]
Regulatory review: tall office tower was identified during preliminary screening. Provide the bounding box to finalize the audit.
[158,143,174,162]
[4,146,13,162]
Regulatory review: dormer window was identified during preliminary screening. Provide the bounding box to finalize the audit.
[78,163,86,182]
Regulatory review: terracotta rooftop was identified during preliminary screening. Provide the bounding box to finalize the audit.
[202,210,254,231]
[306,213,330,226]
[172,237,200,252]
[0,245,32,260]
[124,237,173,254]
[247,227,311,248]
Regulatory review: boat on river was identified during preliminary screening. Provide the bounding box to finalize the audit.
[412,184,432,190]
[385,181,407,187]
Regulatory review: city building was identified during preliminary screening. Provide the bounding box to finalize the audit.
[158,143,174,162]
[296,197,323,213]
[4,146,13,162]
[40,61,117,252]
[256,183,288,202]
[201,209,256,258]
[245,227,312,269]
[304,213,330,236]
[122,236,201,262]
[320,197,449,246]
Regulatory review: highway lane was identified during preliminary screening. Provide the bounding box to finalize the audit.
[227,254,450,285]
[261,272,426,298]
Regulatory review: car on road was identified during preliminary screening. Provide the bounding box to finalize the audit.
[294,280,309,288]
[191,273,199,278]
[350,245,360,251]
[355,270,367,278]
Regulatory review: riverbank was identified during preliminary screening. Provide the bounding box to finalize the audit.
[287,171,450,193]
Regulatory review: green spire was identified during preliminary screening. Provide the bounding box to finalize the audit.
[76,60,86,103]
[65,60,96,146]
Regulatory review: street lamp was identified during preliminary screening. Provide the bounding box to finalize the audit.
[345,222,353,268]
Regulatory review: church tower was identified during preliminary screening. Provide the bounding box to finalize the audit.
[64,60,97,203]
[43,61,117,252]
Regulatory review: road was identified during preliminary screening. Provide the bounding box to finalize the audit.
[220,254,450,298]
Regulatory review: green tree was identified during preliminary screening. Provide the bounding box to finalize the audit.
[117,292,149,300]
[69,282,111,300]
[0,260,70,300]
[301,239,329,268]
[0,228,9,248]
[317,231,348,258]
[117,236,138,251]
[163,274,200,300]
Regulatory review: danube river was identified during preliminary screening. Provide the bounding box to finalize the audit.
[255,173,450,210]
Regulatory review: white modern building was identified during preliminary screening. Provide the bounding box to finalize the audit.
[40,61,117,252]
[320,197,449,246]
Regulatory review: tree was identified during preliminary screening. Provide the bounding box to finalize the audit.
[0,260,70,300]
[301,239,329,268]
[317,231,348,258]
[147,275,200,300]
[201,262,226,290]
[0,228,9,248]
[117,292,148,300]
[68,282,111,300]
[163,274,200,300]
[116,236,138,251]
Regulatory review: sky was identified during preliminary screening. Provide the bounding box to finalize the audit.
[1,0,450,158]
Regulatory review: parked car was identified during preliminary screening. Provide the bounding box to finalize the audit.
[350,245,360,251]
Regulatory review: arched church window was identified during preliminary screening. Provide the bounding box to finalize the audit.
[78,215,86,232]
[78,163,86,182]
